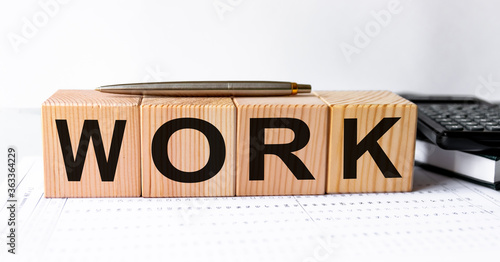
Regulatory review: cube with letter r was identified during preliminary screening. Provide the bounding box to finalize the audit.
[233,94,329,196]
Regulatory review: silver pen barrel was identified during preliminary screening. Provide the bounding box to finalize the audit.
[97,81,311,96]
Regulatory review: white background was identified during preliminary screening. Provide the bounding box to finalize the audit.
[2,2,500,261]
[1,0,500,108]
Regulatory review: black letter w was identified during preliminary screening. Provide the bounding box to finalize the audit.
[55,120,126,182]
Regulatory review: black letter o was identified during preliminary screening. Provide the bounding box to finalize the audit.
[151,118,226,183]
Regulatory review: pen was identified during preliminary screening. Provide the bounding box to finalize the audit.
[96,81,311,96]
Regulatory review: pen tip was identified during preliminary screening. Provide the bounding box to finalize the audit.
[95,86,101,91]
[297,84,311,93]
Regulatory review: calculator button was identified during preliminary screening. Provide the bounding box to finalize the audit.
[460,121,477,126]
[465,125,484,131]
[439,121,457,126]
[445,125,464,131]
[433,115,448,119]
[475,118,489,123]
[438,118,454,122]
[450,115,467,119]
[486,125,500,131]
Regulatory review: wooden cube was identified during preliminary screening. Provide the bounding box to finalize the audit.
[141,97,235,197]
[233,94,329,196]
[316,91,417,193]
[42,90,141,197]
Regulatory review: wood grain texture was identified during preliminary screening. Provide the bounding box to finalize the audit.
[233,94,328,196]
[316,91,417,193]
[141,96,235,197]
[42,90,141,197]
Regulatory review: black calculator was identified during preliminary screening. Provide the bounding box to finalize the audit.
[399,94,500,153]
